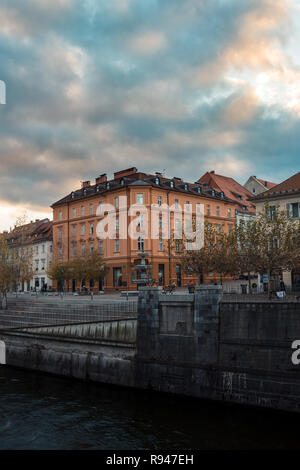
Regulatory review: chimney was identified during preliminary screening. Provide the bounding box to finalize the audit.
[114,167,137,180]
[81,180,91,188]
[210,170,215,174]
[95,174,107,184]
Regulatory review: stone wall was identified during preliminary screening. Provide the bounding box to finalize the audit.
[1,290,300,413]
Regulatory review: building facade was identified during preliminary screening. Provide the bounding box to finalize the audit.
[251,171,300,290]
[244,175,277,196]
[5,219,53,292]
[51,167,238,291]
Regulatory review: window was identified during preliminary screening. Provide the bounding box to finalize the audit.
[287,203,299,219]
[159,238,163,251]
[155,177,160,185]
[89,203,93,215]
[159,215,162,229]
[90,223,94,235]
[115,239,119,252]
[196,203,201,213]
[186,201,190,210]
[81,224,85,236]
[267,205,277,221]
[59,210,62,221]
[116,218,119,230]
[216,206,220,216]
[229,225,233,234]
[50,245,52,253]
[175,218,181,231]
[81,206,84,216]
[99,240,103,254]
[114,197,119,209]
[59,247,63,258]
[184,184,188,191]
[170,181,174,188]
[98,202,102,214]
[137,214,144,228]
[217,224,221,234]
[158,196,162,206]
[81,244,85,255]
[175,199,179,209]
[175,240,180,252]
[90,242,94,253]
[137,193,143,205]
[227,208,231,217]
[207,205,211,216]
[73,225,76,236]
[138,237,144,251]
[41,259,45,270]
[35,260,39,271]
[58,230,62,241]
[73,208,76,218]
[73,245,77,256]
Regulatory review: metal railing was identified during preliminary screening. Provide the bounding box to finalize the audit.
[0,301,138,331]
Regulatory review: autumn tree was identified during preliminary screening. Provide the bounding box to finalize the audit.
[0,235,15,309]
[254,205,300,297]
[47,260,73,292]
[47,252,107,292]
[171,222,226,284]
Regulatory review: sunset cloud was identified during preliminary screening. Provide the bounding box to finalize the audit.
[0,0,299,231]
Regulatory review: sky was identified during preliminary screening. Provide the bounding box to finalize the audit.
[0,0,300,231]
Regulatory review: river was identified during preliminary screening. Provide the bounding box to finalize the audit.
[0,366,299,450]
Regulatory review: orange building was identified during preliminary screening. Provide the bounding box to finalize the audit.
[51,168,237,291]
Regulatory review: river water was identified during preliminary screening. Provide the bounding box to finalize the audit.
[0,366,300,450]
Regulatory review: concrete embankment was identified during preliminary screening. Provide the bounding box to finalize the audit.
[1,290,300,413]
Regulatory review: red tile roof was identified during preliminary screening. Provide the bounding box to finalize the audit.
[256,178,277,190]
[197,171,256,213]
[252,171,300,200]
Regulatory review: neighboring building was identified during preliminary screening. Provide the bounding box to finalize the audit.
[5,219,53,292]
[251,171,300,290]
[244,175,277,196]
[51,167,238,291]
[197,171,256,216]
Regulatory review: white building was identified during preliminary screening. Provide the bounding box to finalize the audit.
[244,175,277,196]
[5,218,53,292]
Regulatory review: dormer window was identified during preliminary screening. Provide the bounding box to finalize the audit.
[71,192,75,199]
[120,179,124,186]
[96,185,100,192]
[155,177,160,185]
[83,189,87,196]
[170,181,174,188]
[106,182,110,190]
[197,187,201,194]
[220,192,224,198]
[184,184,188,191]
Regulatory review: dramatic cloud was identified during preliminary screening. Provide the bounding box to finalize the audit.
[0,0,299,230]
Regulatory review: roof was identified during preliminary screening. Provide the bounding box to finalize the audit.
[197,171,256,213]
[51,170,235,208]
[5,219,52,247]
[251,171,300,201]
[256,178,277,190]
